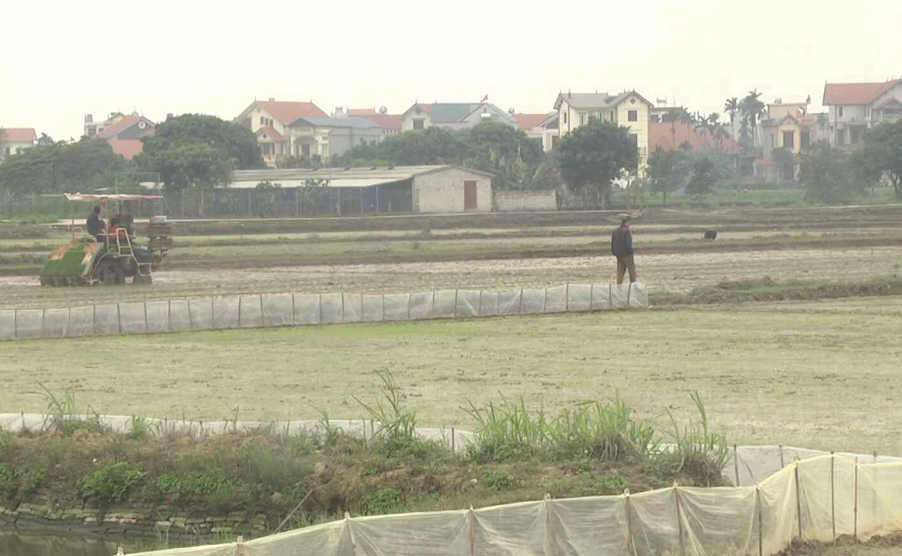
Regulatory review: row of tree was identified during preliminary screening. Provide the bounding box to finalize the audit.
[0,115,265,196]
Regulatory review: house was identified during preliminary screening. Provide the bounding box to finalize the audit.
[514,112,559,152]
[400,102,517,132]
[284,116,383,159]
[0,128,37,160]
[234,98,329,163]
[342,108,403,136]
[822,79,902,147]
[95,114,156,160]
[648,121,738,152]
[553,90,653,168]
[228,165,493,214]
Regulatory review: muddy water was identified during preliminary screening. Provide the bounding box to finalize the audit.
[0,532,119,556]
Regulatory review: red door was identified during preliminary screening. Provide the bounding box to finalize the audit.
[464,181,477,211]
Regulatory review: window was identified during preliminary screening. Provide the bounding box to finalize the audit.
[413,119,424,130]
[260,116,265,126]
[628,110,638,122]
[838,106,844,118]
[580,113,585,125]
[563,112,568,124]
[551,135,558,149]
[629,133,638,146]
[801,131,810,148]
[783,131,794,149]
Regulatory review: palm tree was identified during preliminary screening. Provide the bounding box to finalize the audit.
[740,89,766,148]
[724,98,740,150]
[713,122,731,150]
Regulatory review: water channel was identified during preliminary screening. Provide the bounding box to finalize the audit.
[0,531,150,556]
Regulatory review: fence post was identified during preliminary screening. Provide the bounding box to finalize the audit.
[756,484,764,556]
[673,484,686,556]
[623,489,635,556]
[451,426,456,453]
[345,512,357,555]
[453,290,458,318]
[830,452,836,543]
[544,493,555,554]
[468,505,476,556]
[734,444,741,486]
[779,445,785,468]
[234,535,244,556]
[795,462,803,541]
[854,457,859,540]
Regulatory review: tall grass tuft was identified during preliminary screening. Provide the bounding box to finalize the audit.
[355,370,422,456]
[665,391,729,485]
[32,383,107,436]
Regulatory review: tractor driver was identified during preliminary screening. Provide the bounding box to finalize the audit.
[86,206,107,243]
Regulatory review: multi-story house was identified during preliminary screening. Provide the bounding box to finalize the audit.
[345,108,403,136]
[822,79,902,147]
[235,99,384,164]
[513,112,559,152]
[553,90,653,168]
[0,128,37,160]
[399,102,517,132]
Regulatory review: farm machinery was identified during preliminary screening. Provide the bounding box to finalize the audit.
[39,193,173,286]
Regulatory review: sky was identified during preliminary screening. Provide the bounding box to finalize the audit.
[2,0,902,141]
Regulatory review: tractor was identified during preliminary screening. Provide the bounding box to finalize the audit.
[39,193,173,286]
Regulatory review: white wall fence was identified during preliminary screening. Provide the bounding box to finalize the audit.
[0,283,649,342]
[494,190,558,212]
[3,413,901,556]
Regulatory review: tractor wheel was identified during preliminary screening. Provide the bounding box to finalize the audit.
[95,259,124,285]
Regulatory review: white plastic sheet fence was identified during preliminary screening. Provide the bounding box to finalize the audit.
[0,283,649,342]
[123,454,902,556]
[3,412,901,556]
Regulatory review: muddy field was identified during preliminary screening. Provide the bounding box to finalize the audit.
[4,296,902,456]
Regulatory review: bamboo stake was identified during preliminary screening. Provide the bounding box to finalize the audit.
[854,457,859,540]
[831,452,836,543]
[344,513,357,555]
[468,506,476,556]
[779,445,785,468]
[734,444,741,486]
[624,489,636,556]
[757,485,764,556]
[674,484,686,556]
[235,535,244,556]
[451,426,456,453]
[795,463,803,541]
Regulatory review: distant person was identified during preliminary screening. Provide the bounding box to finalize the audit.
[86,206,106,242]
[611,215,636,284]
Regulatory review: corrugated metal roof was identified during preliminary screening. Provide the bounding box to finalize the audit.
[228,177,406,189]
[229,165,493,187]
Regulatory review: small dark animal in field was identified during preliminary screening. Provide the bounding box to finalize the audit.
[704,229,717,240]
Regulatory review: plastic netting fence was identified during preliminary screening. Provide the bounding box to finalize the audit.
[2,414,899,556]
[0,283,648,342]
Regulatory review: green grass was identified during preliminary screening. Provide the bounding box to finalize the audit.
[5,296,902,454]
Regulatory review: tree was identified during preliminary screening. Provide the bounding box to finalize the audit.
[740,89,766,148]
[856,122,902,199]
[772,148,795,182]
[140,114,264,170]
[800,141,863,204]
[137,142,233,193]
[686,156,717,197]
[0,138,126,193]
[37,133,54,146]
[557,119,638,208]
[663,107,693,150]
[724,98,740,149]
[647,146,688,206]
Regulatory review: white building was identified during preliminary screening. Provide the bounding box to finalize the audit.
[0,128,37,160]
[400,102,517,132]
[822,79,902,147]
[553,91,653,168]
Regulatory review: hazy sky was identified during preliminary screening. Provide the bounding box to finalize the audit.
[3,0,901,141]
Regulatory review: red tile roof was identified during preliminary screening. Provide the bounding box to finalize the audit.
[107,139,145,160]
[648,122,738,152]
[823,80,901,105]
[97,116,155,139]
[359,113,403,130]
[257,101,327,124]
[255,126,285,142]
[513,113,551,130]
[2,128,37,143]
[348,108,378,116]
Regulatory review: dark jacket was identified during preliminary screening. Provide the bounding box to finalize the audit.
[87,212,105,236]
[611,225,633,257]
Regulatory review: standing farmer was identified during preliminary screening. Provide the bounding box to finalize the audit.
[611,215,636,284]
